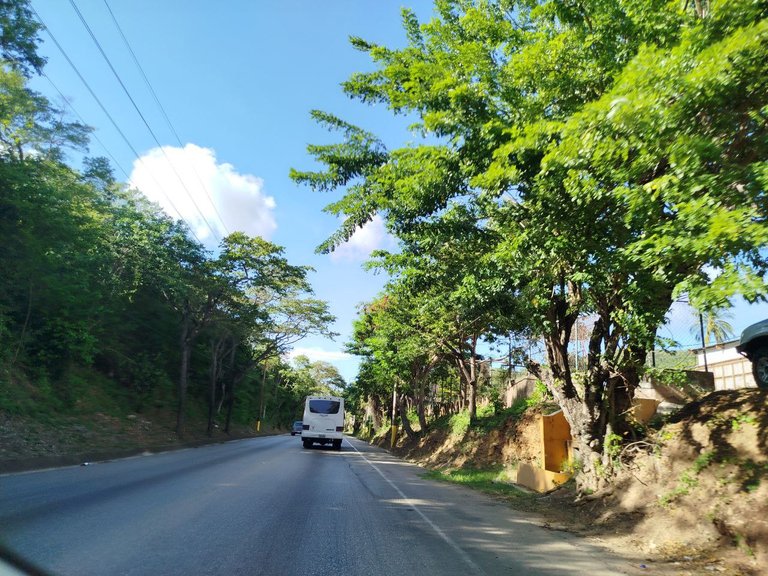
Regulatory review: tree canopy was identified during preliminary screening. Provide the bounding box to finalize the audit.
[0,0,335,436]
[294,0,768,489]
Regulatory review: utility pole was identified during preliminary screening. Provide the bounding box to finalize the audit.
[390,383,398,449]
[699,313,709,372]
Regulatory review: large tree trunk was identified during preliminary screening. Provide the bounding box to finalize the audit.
[454,340,479,419]
[445,334,482,420]
[223,344,238,434]
[258,363,268,427]
[176,315,193,437]
[366,395,382,429]
[467,358,478,420]
[455,368,466,411]
[207,343,217,437]
[176,343,191,437]
[539,290,657,491]
[416,381,428,432]
[469,336,480,420]
[207,338,227,437]
[398,394,417,441]
[537,290,607,491]
[224,375,238,434]
[217,339,234,415]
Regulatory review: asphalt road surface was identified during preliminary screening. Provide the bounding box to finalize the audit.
[0,435,647,576]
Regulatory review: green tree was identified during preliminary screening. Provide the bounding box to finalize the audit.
[0,0,46,77]
[294,0,768,489]
[211,233,336,433]
[289,355,346,396]
[0,66,90,161]
[348,294,446,438]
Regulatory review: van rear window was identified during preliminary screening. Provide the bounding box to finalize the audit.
[309,400,341,414]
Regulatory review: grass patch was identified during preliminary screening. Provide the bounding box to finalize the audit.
[472,405,517,433]
[449,411,471,437]
[423,465,534,502]
[431,410,472,438]
[507,381,558,418]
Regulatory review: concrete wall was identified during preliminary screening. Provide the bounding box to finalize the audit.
[695,341,756,390]
[504,375,539,407]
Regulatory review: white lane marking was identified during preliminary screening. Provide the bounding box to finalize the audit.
[345,438,487,575]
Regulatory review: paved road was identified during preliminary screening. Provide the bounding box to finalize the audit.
[0,436,645,575]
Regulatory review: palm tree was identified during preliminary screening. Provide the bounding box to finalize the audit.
[690,308,735,347]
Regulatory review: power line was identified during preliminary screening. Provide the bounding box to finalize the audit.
[30,5,203,246]
[103,0,230,236]
[41,72,131,181]
[67,0,221,243]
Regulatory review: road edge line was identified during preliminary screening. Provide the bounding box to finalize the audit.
[345,438,487,576]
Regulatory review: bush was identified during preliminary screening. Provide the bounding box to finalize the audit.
[448,410,471,438]
[509,380,551,416]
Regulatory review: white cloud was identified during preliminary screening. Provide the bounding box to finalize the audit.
[129,144,276,246]
[330,215,395,262]
[286,347,351,363]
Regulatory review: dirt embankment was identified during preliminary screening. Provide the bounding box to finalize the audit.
[382,389,768,576]
[0,410,260,473]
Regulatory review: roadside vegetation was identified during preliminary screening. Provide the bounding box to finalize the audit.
[1,0,767,571]
[294,0,768,492]
[0,1,340,447]
[380,388,768,574]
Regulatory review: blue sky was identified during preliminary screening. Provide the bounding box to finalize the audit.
[30,0,437,381]
[30,1,768,382]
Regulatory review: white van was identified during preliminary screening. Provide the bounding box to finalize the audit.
[301,395,344,450]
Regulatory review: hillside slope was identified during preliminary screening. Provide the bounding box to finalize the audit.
[0,409,260,473]
[382,389,768,576]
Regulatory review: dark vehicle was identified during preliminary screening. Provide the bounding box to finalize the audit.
[291,421,303,436]
[736,318,768,389]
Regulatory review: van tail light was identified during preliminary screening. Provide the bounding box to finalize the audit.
[302,424,309,430]
[336,426,343,432]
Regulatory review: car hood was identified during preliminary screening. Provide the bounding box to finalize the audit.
[737,318,768,351]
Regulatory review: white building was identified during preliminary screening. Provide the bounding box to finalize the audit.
[694,339,756,391]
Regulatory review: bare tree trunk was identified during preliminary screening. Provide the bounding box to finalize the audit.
[416,379,428,432]
[10,280,32,373]
[176,333,191,437]
[217,339,233,415]
[224,375,239,434]
[258,362,268,428]
[207,343,217,436]
[455,364,466,411]
[469,336,480,420]
[217,380,227,414]
[367,395,382,429]
[223,345,238,434]
[455,351,478,419]
[398,394,417,441]
[207,339,227,437]
[175,297,208,437]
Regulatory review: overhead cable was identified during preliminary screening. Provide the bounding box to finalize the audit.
[31,6,203,245]
[67,0,221,243]
[42,72,131,181]
[103,0,230,236]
